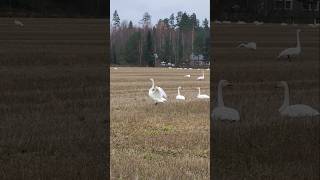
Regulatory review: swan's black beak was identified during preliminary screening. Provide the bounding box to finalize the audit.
[227,82,233,87]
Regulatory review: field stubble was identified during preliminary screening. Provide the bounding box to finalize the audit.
[111,67,210,179]
[211,24,319,179]
[0,18,108,179]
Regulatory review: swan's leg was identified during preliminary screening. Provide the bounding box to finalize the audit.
[287,55,291,62]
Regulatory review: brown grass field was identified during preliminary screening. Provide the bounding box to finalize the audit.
[110,67,210,179]
[0,18,108,179]
[211,24,319,179]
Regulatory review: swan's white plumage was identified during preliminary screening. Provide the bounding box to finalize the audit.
[197,71,204,80]
[196,87,210,99]
[277,29,301,60]
[211,80,240,121]
[14,19,24,26]
[253,21,264,25]
[237,42,257,50]
[308,19,319,28]
[176,87,185,100]
[277,81,319,117]
[212,107,240,121]
[222,20,231,24]
[280,105,320,117]
[237,21,246,24]
[184,74,191,78]
[148,78,167,104]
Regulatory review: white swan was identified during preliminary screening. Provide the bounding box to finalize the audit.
[212,80,240,121]
[308,19,319,28]
[197,71,204,80]
[277,29,301,61]
[276,81,319,117]
[148,78,167,105]
[253,21,264,25]
[14,19,24,27]
[176,87,186,100]
[237,42,257,50]
[237,21,246,24]
[281,22,288,26]
[214,20,222,24]
[222,20,231,24]
[196,87,210,99]
[184,74,191,78]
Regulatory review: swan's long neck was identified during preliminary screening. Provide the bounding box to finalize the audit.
[151,79,155,88]
[217,82,224,107]
[297,31,300,49]
[202,71,204,77]
[280,84,290,111]
[198,88,201,95]
[178,87,181,95]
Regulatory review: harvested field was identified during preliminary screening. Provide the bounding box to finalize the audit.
[211,24,319,179]
[0,18,108,179]
[111,67,210,179]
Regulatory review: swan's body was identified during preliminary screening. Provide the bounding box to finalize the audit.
[176,87,185,100]
[237,42,257,50]
[184,74,191,78]
[277,29,301,61]
[281,23,288,26]
[197,71,204,80]
[222,20,231,24]
[196,87,210,99]
[14,19,24,27]
[237,21,246,24]
[112,67,118,70]
[253,21,264,25]
[308,19,319,27]
[148,78,167,104]
[277,81,319,117]
[212,80,240,121]
[214,20,222,24]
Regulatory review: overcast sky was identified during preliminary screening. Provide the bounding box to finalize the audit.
[110,0,210,26]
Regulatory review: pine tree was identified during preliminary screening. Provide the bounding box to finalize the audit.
[128,21,133,29]
[141,12,152,28]
[112,10,120,29]
[203,18,209,30]
[125,32,141,64]
[169,13,175,28]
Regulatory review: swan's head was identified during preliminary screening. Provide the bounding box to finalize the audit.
[297,29,301,33]
[276,81,287,88]
[178,86,182,89]
[150,78,154,82]
[220,80,232,87]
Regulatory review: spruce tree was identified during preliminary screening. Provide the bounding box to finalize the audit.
[112,10,120,29]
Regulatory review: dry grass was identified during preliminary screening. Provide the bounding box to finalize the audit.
[0,18,108,179]
[211,24,319,179]
[111,67,210,179]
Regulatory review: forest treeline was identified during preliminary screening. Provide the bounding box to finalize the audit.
[0,0,107,17]
[111,11,210,66]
